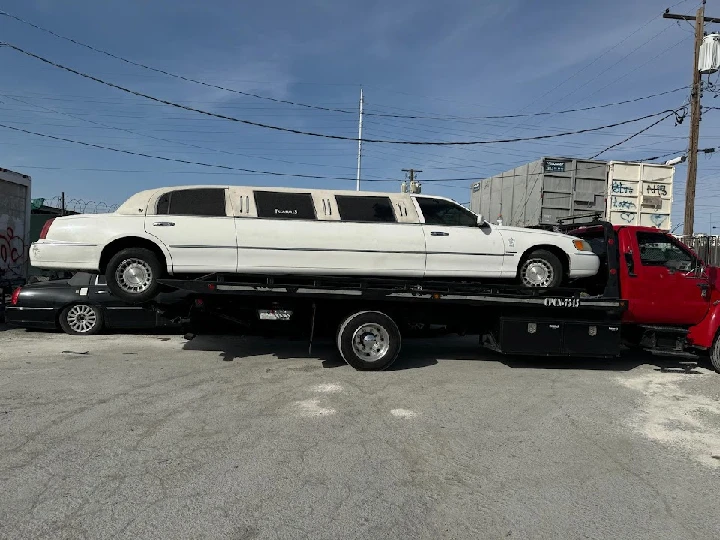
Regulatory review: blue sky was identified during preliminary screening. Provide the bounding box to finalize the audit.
[1,0,719,231]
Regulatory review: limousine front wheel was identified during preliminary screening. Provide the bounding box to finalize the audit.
[106,247,162,303]
[337,311,401,371]
[519,250,563,288]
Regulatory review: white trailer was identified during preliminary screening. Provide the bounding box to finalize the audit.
[0,167,32,286]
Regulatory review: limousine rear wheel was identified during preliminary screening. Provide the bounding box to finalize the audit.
[105,247,162,303]
[337,311,401,371]
[519,250,563,288]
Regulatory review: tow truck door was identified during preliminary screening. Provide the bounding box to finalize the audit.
[619,229,710,325]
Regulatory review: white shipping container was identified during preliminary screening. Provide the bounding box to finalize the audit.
[470,158,674,230]
[606,161,673,230]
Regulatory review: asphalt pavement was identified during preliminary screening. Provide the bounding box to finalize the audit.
[1,326,719,540]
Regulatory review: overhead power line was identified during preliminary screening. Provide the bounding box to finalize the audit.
[589,109,685,159]
[0,42,683,146]
[365,86,689,120]
[0,122,489,182]
[0,93,361,170]
[0,9,356,115]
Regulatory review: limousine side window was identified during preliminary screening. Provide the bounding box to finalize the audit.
[417,198,477,227]
[155,188,226,216]
[254,191,316,220]
[335,196,396,223]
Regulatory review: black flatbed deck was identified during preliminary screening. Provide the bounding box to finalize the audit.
[158,273,626,314]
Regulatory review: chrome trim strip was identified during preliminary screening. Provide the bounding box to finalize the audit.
[105,306,145,310]
[233,245,505,256]
[5,306,55,311]
[169,245,237,249]
[32,241,98,247]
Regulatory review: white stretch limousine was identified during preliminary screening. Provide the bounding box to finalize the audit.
[30,186,600,301]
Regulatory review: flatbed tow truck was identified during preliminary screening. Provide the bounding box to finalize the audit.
[153,221,720,372]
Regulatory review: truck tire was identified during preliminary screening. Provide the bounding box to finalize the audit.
[336,311,401,371]
[59,304,103,335]
[519,249,563,288]
[710,334,720,374]
[105,247,162,303]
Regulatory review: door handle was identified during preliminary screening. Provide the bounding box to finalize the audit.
[153,221,175,227]
[430,231,449,237]
[697,282,710,298]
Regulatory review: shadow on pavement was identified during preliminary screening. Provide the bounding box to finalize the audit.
[496,351,710,375]
[183,334,340,364]
[181,333,714,374]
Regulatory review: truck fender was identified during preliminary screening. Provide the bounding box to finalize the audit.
[686,302,720,349]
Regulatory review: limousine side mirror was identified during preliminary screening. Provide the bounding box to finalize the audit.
[476,214,489,227]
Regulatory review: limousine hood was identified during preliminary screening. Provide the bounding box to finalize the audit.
[496,225,581,241]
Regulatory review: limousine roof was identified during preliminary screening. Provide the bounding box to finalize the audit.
[115,185,459,215]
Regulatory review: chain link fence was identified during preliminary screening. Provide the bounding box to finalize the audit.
[677,235,720,266]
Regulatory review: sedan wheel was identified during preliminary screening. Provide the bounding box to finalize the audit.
[59,304,103,335]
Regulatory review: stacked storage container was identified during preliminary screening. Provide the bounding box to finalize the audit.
[606,161,673,230]
[470,158,674,230]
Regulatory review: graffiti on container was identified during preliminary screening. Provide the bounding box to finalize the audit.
[0,225,26,270]
[650,214,668,227]
[645,184,668,196]
[619,212,636,223]
[611,197,636,210]
[611,181,633,194]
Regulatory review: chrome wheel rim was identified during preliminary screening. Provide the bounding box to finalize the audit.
[66,304,98,333]
[522,258,554,287]
[352,323,390,362]
[115,258,153,293]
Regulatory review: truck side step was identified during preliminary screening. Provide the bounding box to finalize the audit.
[644,348,697,359]
[639,325,689,335]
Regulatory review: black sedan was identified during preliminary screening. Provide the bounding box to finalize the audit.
[5,273,188,335]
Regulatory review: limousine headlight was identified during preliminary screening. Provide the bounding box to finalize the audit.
[572,239,592,252]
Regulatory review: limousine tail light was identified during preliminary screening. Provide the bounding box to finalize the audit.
[11,287,22,306]
[39,218,56,240]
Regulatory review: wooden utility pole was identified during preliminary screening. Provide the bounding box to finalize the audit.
[663,2,720,235]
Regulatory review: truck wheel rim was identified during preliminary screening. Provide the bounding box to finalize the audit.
[66,305,97,333]
[116,258,153,293]
[352,323,390,362]
[522,259,553,287]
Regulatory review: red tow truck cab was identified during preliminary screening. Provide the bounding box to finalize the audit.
[572,223,720,368]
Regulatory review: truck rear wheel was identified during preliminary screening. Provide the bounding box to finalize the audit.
[710,334,720,374]
[336,311,401,371]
